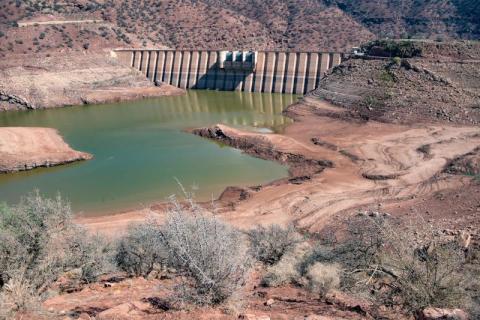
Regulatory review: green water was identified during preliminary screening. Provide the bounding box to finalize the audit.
[0,90,296,215]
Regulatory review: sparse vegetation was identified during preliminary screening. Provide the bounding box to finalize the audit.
[0,182,478,319]
[161,196,251,305]
[247,224,302,266]
[115,220,167,277]
[0,192,111,317]
[299,214,478,315]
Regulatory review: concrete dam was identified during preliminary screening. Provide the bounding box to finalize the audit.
[114,49,344,94]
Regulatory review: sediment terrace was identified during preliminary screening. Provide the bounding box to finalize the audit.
[80,97,480,235]
[0,52,184,111]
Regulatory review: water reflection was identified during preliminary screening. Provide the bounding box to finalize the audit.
[0,90,296,214]
[144,91,294,131]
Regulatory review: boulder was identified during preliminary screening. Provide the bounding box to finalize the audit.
[264,298,275,306]
[96,300,151,320]
[78,313,92,320]
[418,307,468,320]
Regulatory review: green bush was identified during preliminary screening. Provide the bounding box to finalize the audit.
[379,69,395,83]
[363,40,422,58]
[392,56,401,65]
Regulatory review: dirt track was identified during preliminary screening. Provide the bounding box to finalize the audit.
[79,97,480,235]
[0,127,92,173]
[18,19,100,27]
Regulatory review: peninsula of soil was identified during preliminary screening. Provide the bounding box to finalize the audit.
[0,127,92,173]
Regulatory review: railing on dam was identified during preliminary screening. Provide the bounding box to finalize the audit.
[113,49,344,94]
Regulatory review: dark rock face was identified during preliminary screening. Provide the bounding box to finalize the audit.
[0,91,35,111]
[192,125,333,178]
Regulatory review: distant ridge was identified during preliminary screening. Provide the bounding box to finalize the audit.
[0,0,478,56]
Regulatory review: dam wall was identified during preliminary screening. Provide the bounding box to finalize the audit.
[114,49,344,94]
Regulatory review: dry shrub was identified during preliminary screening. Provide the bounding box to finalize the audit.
[0,191,112,316]
[344,215,470,313]
[247,224,302,266]
[261,242,311,287]
[261,242,340,298]
[115,220,168,277]
[304,262,340,297]
[303,213,477,315]
[0,273,38,319]
[161,196,251,305]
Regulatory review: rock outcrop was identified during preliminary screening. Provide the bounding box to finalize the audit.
[418,307,468,320]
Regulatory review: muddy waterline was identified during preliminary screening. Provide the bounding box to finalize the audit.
[0,90,297,215]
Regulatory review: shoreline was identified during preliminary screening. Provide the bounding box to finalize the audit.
[0,127,92,173]
[78,96,480,236]
[0,51,184,111]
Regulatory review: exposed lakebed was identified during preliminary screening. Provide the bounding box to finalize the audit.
[0,90,296,215]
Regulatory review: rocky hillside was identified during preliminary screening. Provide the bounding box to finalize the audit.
[1,0,479,58]
[312,40,480,125]
[331,0,480,39]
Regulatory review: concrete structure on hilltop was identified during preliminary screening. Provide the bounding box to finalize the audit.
[113,49,344,94]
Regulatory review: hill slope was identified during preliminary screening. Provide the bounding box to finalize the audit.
[1,0,479,57]
[312,40,480,125]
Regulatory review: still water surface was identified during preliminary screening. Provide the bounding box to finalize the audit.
[0,91,296,215]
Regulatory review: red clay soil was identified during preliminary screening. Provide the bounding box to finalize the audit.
[79,97,480,237]
[19,63,478,320]
[0,127,92,173]
[37,271,375,320]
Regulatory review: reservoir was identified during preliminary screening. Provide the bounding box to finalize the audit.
[0,91,296,215]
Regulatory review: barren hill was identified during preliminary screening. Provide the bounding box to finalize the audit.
[1,0,479,58]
